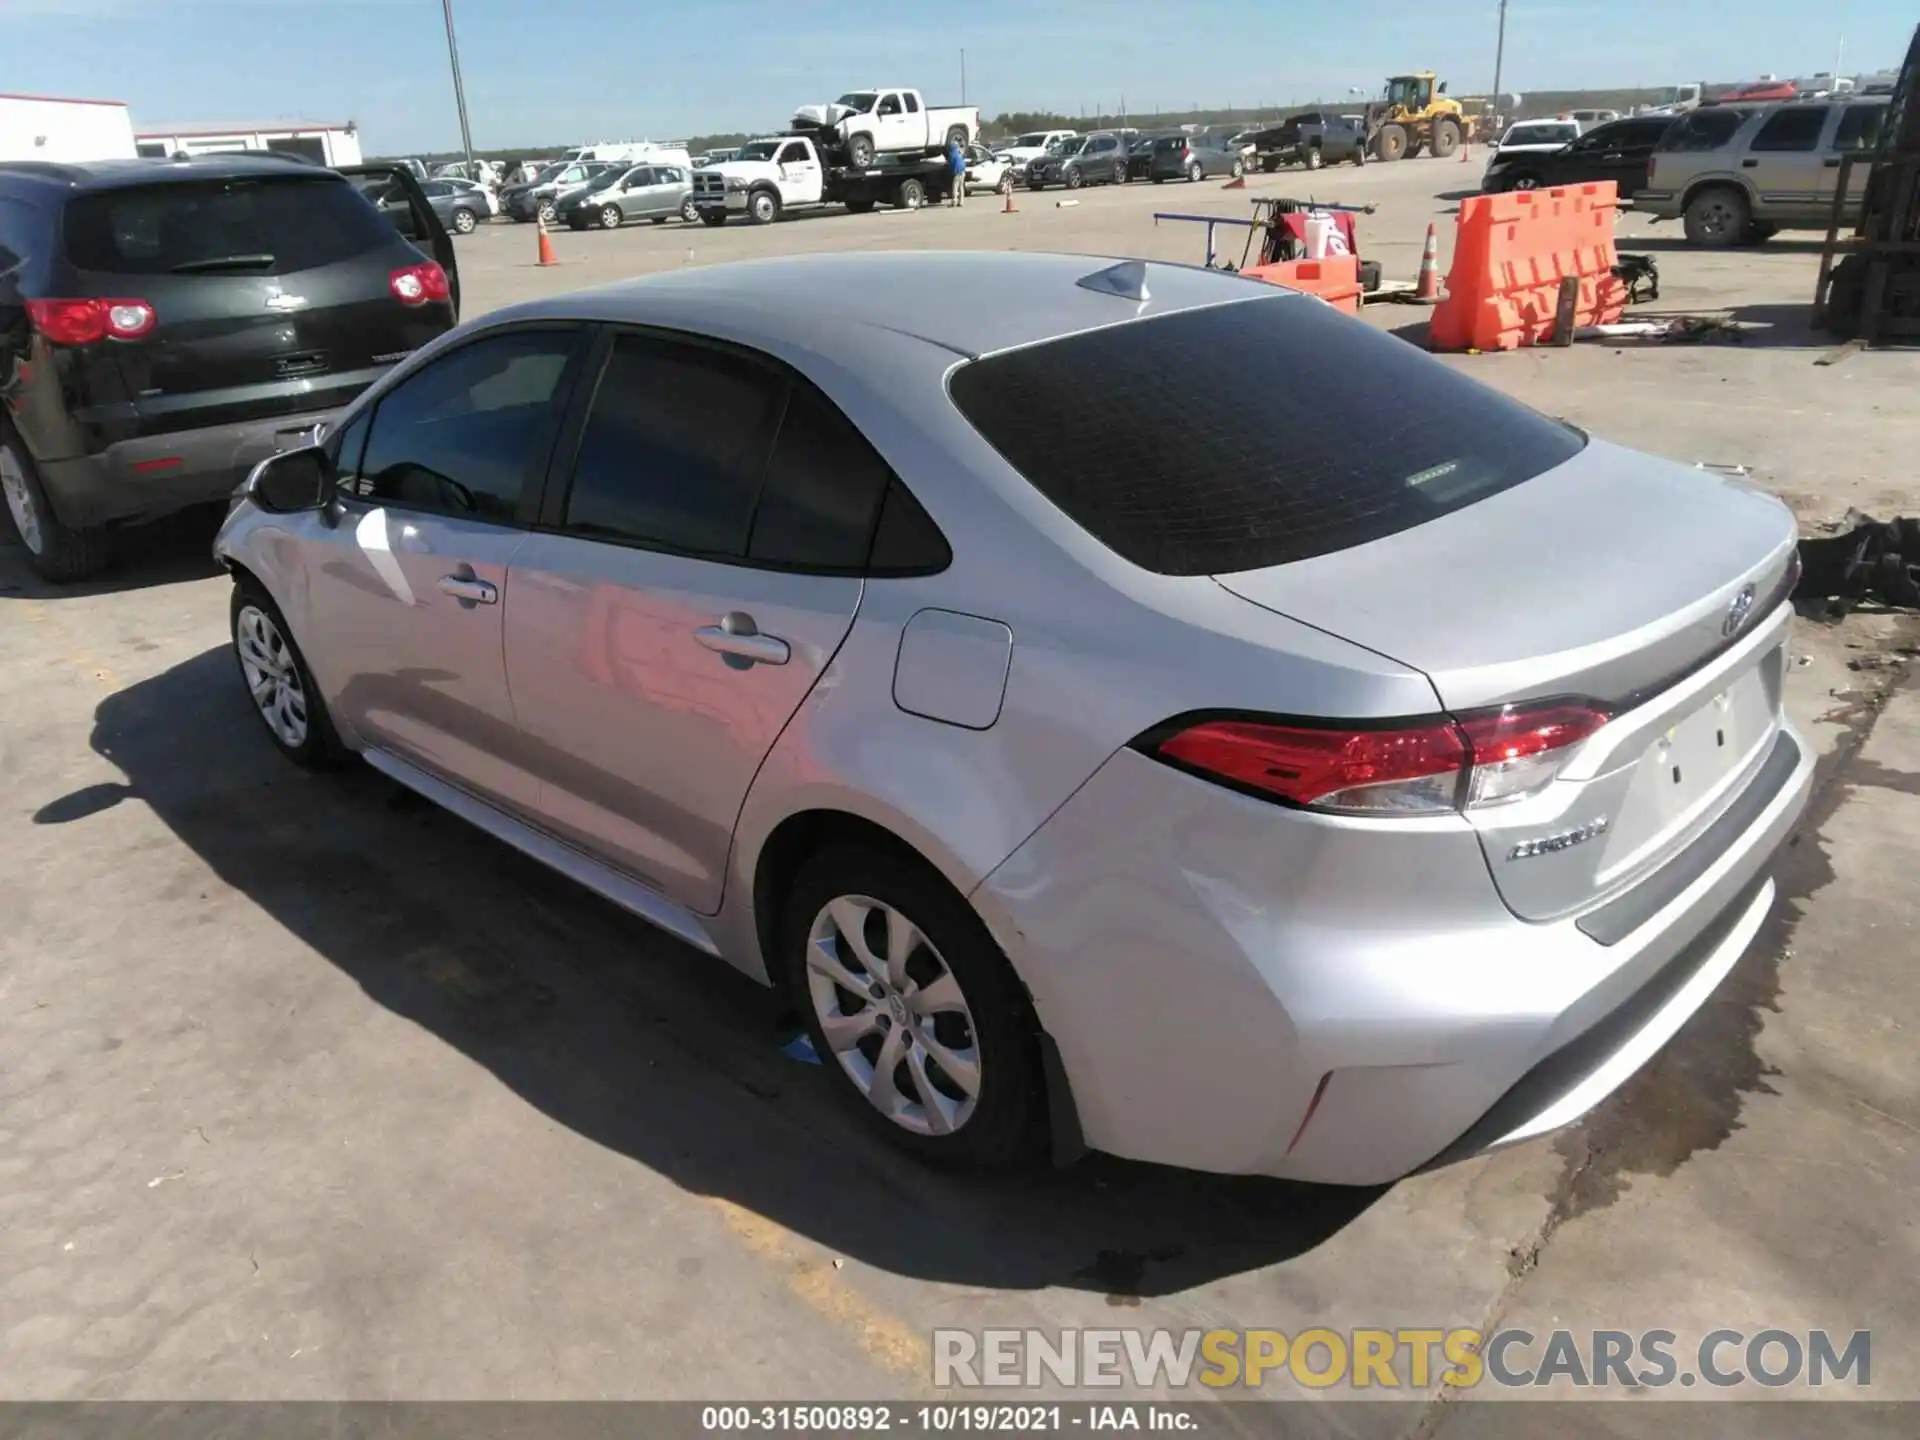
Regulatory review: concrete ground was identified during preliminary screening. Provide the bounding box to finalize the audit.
[2,158,1916,1432]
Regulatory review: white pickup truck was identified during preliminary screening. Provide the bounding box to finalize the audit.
[790,87,979,168]
[691,134,955,225]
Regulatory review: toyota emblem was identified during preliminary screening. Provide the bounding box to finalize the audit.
[1722,583,1757,638]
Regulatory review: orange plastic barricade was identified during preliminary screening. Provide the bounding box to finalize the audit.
[1428,182,1627,350]
[1241,254,1362,315]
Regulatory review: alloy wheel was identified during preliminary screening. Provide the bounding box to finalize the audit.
[0,445,44,555]
[805,895,982,1137]
[235,605,309,749]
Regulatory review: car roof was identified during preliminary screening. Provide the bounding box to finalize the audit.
[0,153,334,196]
[493,251,1282,360]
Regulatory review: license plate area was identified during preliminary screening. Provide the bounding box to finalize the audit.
[1597,655,1780,886]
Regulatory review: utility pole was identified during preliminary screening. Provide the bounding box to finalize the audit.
[441,0,476,176]
[1491,0,1509,105]
[960,48,967,105]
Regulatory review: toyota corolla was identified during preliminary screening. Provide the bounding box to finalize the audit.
[215,252,1812,1181]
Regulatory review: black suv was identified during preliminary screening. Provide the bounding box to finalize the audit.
[0,154,458,580]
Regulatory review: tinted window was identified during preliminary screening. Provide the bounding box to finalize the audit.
[904,93,921,113]
[1659,108,1748,151]
[328,409,371,484]
[948,296,1584,576]
[747,384,892,571]
[1835,105,1885,152]
[562,334,785,557]
[62,176,397,276]
[776,142,808,165]
[1154,136,1185,152]
[353,329,577,522]
[1750,106,1828,152]
[868,480,951,576]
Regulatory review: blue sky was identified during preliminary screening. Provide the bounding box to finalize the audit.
[10,0,1913,153]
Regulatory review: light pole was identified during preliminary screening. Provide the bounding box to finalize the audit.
[960,48,967,105]
[1491,0,1509,107]
[441,0,477,177]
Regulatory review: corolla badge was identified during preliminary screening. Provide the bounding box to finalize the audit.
[1509,817,1609,861]
[264,293,308,313]
[1722,583,1757,638]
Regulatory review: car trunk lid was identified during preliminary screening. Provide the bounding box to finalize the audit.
[1215,440,1799,921]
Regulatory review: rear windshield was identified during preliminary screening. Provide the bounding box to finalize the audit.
[947,295,1585,576]
[63,176,396,277]
[1658,107,1750,151]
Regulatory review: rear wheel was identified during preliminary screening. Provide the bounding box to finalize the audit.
[1187,159,1204,182]
[0,426,109,583]
[1230,158,1244,178]
[783,846,1044,1169]
[600,204,622,230]
[1305,144,1324,171]
[1430,118,1462,158]
[1373,123,1407,161]
[895,177,926,209]
[747,188,781,225]
[452,206,478,234]
[945,126,970,153]
[1508,172,1541,192]
[1683,186,1749,248]
[1112,160,1127,185]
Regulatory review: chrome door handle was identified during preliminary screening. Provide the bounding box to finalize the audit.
[694,613,790,667]
[437,574,498,604]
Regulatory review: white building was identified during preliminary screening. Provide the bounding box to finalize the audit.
[133,120,364,167]
[0,91,138,163]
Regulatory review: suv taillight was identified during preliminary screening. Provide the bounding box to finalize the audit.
[1143,701,1610,816]
[25,297,156,345]
[389,261,451,306]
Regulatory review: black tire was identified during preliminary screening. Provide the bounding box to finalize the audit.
[843,197,876,214]
[600,204,622,230]
[1187,159,1204,182]
[945,127,970,153]
[700,211,728,226]
[451,207,478,234]
[1744,221,1780,245]
[1374,124,1407,161]
[782,845,1045,1170]
[1353,143,1367,167]
[1230,158,1244,178]
[894,177,926,209]
[1508,172,1542,192]
[747,188,781,225]
[1359,258,1384,293]
[1683,186,1750,249]
[1064,165,1083,190]
[680,196,699,223]
[1305,144,1324,171]
[1430,118,1462,159]
[1112,161,1127,185]
[229,580,343,770]
[0,424,110,582]
[848,134,877,169]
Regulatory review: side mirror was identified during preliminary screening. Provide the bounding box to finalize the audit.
[1439,82,1449,95]
[245,445,334,516]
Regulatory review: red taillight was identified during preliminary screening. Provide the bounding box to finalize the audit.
[389,261,451,306]
[25,297,155,345]
[1147,701,1609,816]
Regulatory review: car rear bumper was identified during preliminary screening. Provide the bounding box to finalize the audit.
[36,407,344,528]
[975,719,1813,1185]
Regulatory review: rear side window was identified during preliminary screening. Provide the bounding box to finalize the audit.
[948,295,1585,576]
[747,384,891,571]
[62,177,397,276]
[1659,108,1748,152]
[1835,105,1885,153]
[1750,107,1829,152]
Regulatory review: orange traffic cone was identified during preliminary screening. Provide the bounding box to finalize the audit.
[536,214,558,267]
[1413,223,1442,303]
[1002,181,1017,214]
[1222,174,1247,190]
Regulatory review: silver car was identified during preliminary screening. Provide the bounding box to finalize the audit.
[216,253,1812,1182]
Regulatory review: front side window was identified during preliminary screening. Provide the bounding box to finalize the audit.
[776,143,808,165]
[351,329,579,522]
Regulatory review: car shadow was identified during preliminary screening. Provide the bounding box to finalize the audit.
[0,503,226,601]
[1611,235,1831,255]
[60,645,1386,1299]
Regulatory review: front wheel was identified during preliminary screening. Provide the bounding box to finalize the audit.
[747,189,781,225]
[848,134,876,169]
[1112,161,1127,185]
[783,847,1045,1169]
[230,583,343,770]
[0,426,109,582]
[681,196,699,223]
[1430,118,1462,159]
[1064,166,1083,190]
[1230,158,1245,178]
[536,200,556,226]
[600,204,622,230]
[895,177,926,209]
[1683,186,1750,248]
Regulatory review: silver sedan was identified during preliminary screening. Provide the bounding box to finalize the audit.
[216,252,1811,1181]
